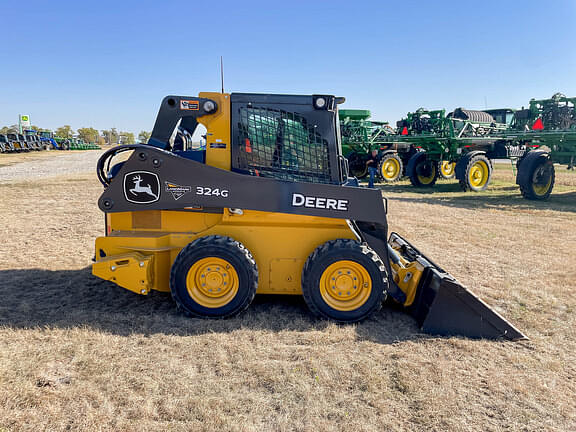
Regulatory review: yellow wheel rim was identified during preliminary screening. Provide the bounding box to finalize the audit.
[533,166,553,196]
[440,161,455,177]
[186,257,239,308]
[380,158,400,180]
[417,172,435,184]
[468,160,489,188]
[319,260,372,311]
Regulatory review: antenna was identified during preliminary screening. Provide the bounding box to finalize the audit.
[220,56,224,93]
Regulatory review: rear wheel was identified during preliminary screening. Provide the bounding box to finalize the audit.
[407,152,438,187]
[378,153,403,182]
[170,235,258,318]
[302,239,387,323]
[519,157,555,200]
[459,154,492,191]
[438,160,456,179]
[347,152,368,179]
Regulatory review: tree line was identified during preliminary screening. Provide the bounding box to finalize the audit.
[0,124,151,145]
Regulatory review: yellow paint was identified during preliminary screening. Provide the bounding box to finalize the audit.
[186,257,239,308]
[318,260,371,311]
[94,209,356,295]
[388,249,425,307]
[440,161,455,178]
[468,160,489,188]
[417,171,436,185]
[532,169,553,196]
[269,258,305,293]
[198,92,231,171]
[380,157,401,180]
[92,252,154,295]
[92,90,391,311]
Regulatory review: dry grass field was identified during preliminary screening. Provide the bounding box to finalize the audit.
[0,151,575,431]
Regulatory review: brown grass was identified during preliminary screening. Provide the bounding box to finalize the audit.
[0,157,575,431]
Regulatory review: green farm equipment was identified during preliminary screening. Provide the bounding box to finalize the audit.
[382,93,575,199]
[504,93,576,199]
[66,137,100,150]
[339,109,413,181]
[388,108,508,190]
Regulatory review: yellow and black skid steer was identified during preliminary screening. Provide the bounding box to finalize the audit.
[93,92,526,340]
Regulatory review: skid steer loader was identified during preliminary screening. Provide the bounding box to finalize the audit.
[93,92,525,340]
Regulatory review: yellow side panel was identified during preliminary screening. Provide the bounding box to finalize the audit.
[198,92,231,171]
[269,259,305,294]
[97,209,357,295]
[108,210,223,233]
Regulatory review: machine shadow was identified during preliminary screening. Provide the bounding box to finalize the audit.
[379,185,576,213]
[0,267,423,345]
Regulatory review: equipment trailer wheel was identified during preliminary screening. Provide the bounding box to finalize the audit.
[407,152,438,187]
[347,152,368,179]
[438,161,456,179]
[378,153,403,182]
[302,239,386,323]
[170,235,258,318]
[517,151,555,200]
[458,154,492,192]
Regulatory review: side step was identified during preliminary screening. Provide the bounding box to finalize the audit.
[389,233,527,341]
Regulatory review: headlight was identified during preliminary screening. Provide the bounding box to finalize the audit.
[203,100,217,113]
[314,97,326,109]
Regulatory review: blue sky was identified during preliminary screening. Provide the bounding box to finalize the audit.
[1,0,575,134]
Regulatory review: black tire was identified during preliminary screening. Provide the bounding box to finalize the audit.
[302,239,387,323]
[458,153,492,192]
[170,235,258,318]
[518,154,555,200]
[347,152,368,179]
[377,152,403,182]
[406,151,438,187]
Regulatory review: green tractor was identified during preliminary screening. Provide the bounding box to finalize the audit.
[339,109,413,182]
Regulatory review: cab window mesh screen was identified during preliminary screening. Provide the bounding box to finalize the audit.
[236,107,332,183]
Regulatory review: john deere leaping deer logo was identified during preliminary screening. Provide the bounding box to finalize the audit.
[123,171,160,204]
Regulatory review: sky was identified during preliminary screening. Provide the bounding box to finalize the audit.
[1,0,575,135]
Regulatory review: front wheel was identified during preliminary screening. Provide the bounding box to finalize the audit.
[459,154,492,192]
[378,153,403,182]
[170,235,258,318]
[438,160,456,179]
[407,152,438,187]
[302,239,387,323]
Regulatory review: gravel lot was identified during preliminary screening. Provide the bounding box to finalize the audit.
[0,151,103,183]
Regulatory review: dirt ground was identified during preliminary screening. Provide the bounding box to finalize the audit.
[0,151,575,431]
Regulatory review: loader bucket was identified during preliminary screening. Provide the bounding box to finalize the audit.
[389,233,527,341]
